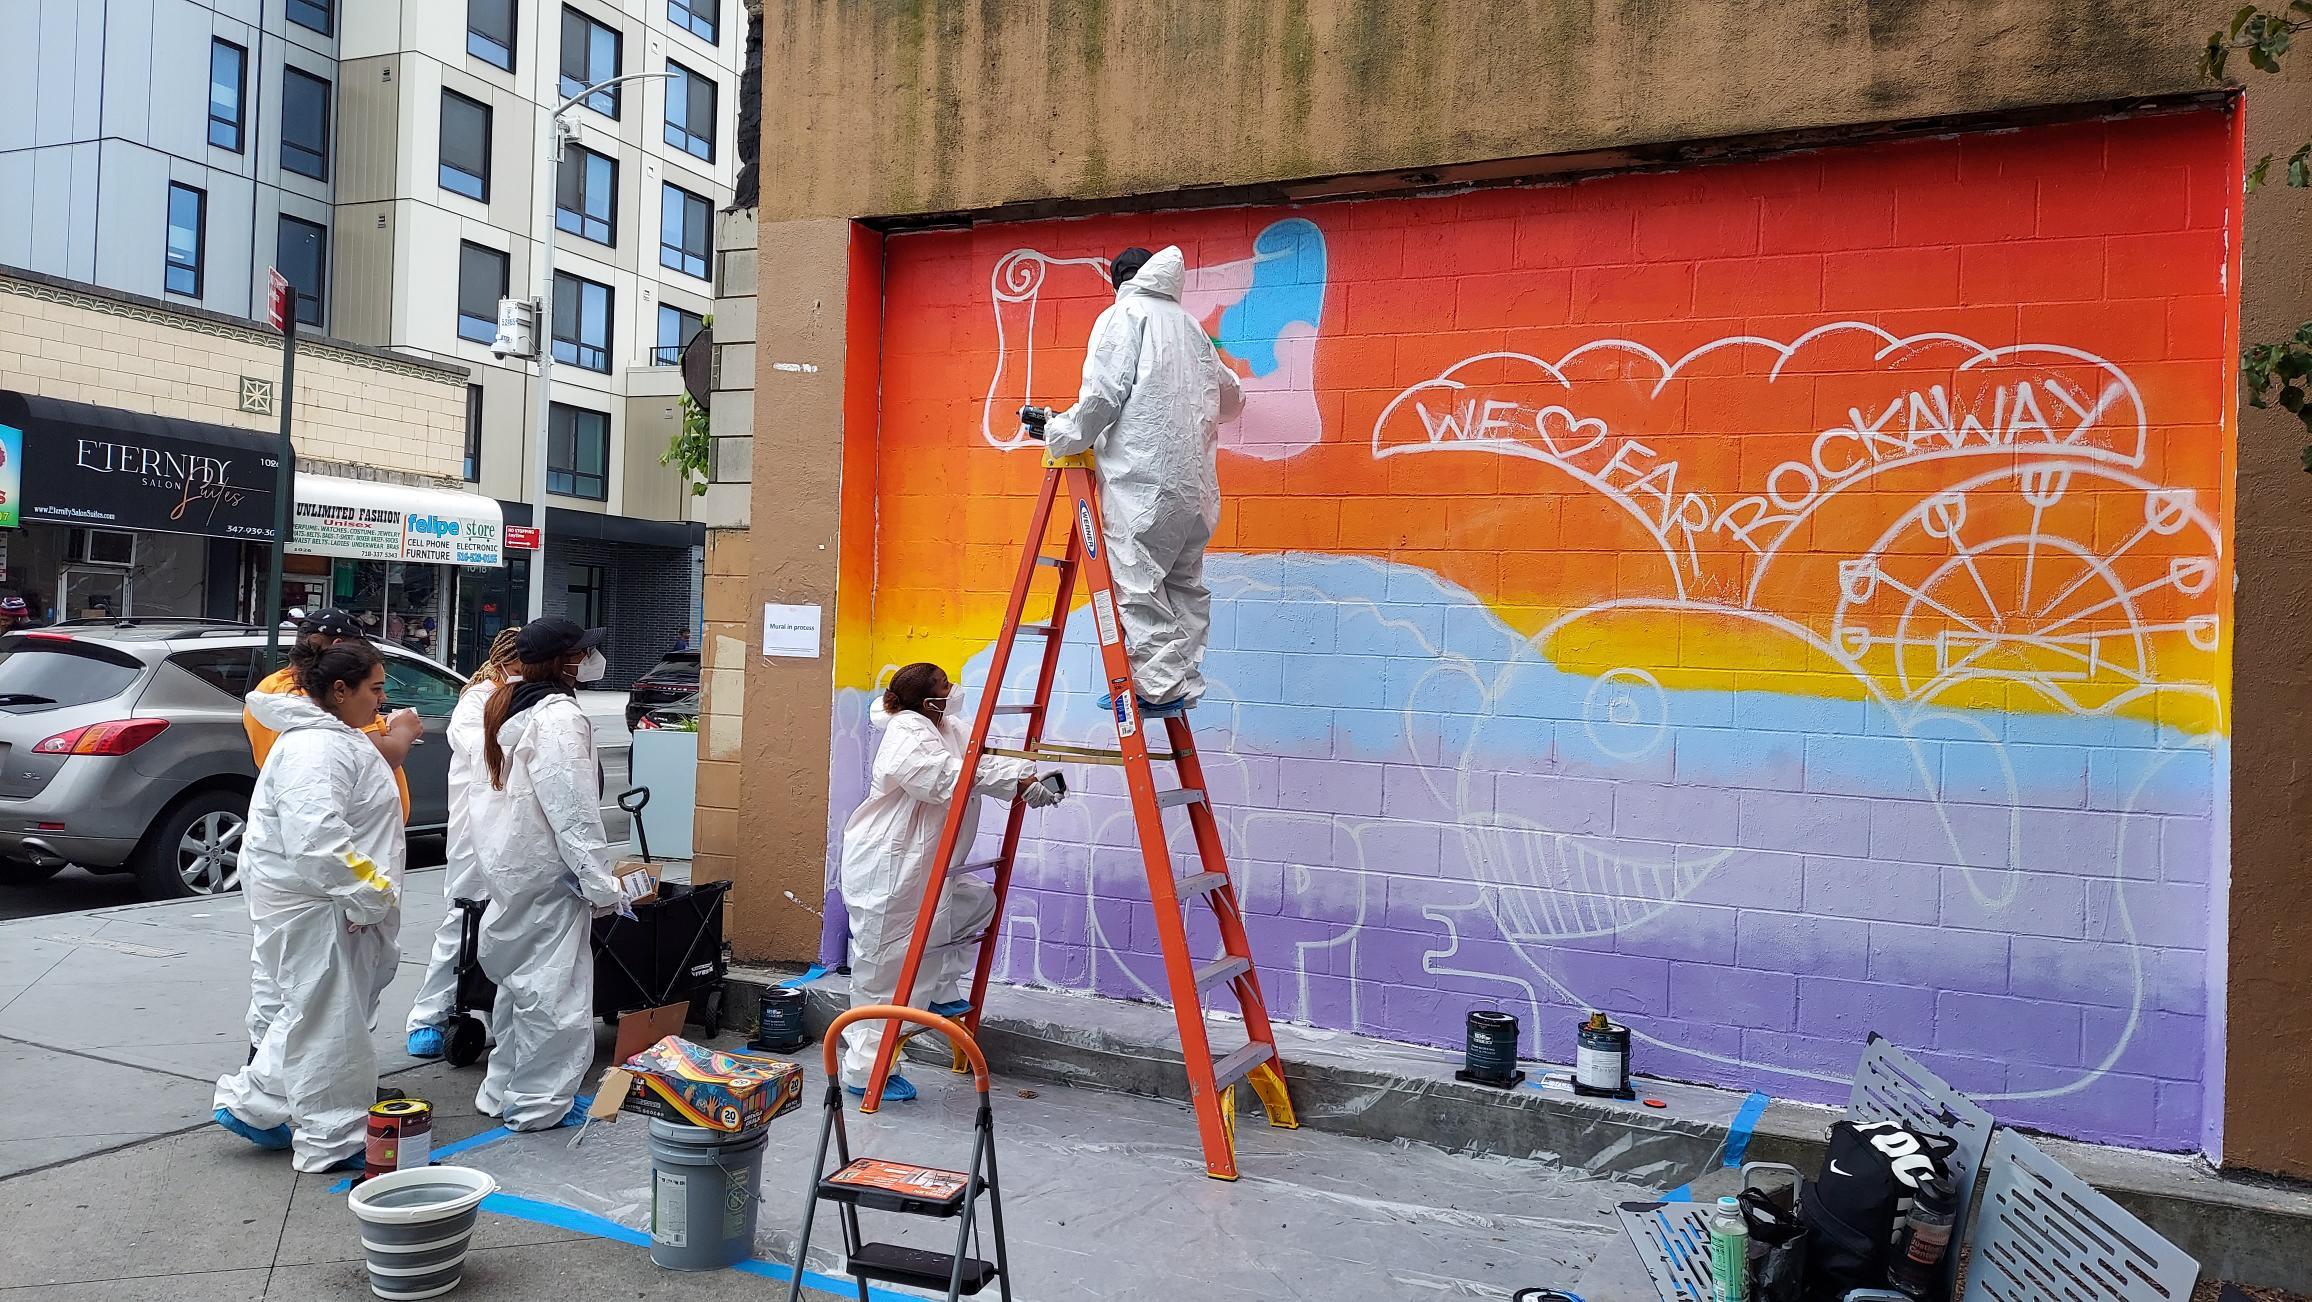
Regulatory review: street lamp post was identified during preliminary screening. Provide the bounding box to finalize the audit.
[523,72,672,621]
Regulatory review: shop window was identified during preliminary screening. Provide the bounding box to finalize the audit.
[281,67,331,180]
[468,0,516,71]
[287,0,332,36]
[439,89,493,201]
[663,60,715,161]
[560,7,622,117]
[655,303,703,366]
[457,241,509,344]
[669,0,717,44]
[463,384,484,482]
[165,184,205,298]
[556,145,617,246]
[550,271,611,372]
[382,654,464,717]
[659,182,711,280]
[566,563,606,629]
[547,403,609,500]
[277,216,327,328]
[208,40,246,151]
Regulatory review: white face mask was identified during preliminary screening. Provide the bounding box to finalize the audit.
[576,648,608,684]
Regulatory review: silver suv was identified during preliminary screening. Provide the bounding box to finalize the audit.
[0,619,467,898]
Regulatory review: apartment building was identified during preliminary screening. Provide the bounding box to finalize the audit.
[0,0,737,681]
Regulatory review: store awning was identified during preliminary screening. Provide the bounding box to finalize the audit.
[0,389,283,540]
[290,475,505,568]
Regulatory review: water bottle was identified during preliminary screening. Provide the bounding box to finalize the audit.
[1709,1194,1749,1302]
[1887,1171,1956,1298]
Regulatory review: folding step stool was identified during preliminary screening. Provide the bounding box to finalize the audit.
[857,408,1298,1181]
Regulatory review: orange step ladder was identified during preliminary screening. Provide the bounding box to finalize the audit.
[858,408,1298,1181]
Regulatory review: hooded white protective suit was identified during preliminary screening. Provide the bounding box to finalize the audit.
[214,690,406,1172]
[1043,246,1244,706]
[405,677,503,1035]
[473,690,620,1130]
[836,699,1039,1087]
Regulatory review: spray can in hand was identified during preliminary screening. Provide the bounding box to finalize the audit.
[1886,1171,1956,1298]
[1709,1194,1749,1302]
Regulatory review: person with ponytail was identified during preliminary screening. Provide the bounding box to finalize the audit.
[470,616,620,1130]
[214,637,405,1171]
[834,662,1067,1101]
[403,626,523,1057]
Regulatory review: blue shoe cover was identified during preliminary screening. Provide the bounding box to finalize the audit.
[406,1026,445,1059]
[929,999,972,1019]
[845,1076,919,1103]
[1095,692,1188,718]
[554,1095,594,1128]
[215,1107,292,1151]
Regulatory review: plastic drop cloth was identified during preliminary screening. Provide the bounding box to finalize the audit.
[454,1037,1655,1300]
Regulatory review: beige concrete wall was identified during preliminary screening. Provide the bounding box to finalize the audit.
[0,271,468,478]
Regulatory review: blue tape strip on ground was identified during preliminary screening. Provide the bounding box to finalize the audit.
[776,964,828,988]
[479,1190,920,1301]
[1658,1090,1773,1202]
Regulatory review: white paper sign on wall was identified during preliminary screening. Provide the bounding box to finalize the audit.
[762,602,822,659]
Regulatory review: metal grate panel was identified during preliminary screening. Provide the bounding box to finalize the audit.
[1850,1032,1998,1294]
[1962,1130,2199,1302]
[1617,1201,1717,1302]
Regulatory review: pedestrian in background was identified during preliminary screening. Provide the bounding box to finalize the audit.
[404,626,521,1058]
[214,637,405,1172]
[472,617,620,1130]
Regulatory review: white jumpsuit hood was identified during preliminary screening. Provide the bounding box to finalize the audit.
[834,699,1037,1087]
[215,688,406,1171]
[1042,245,1242,705]
[474,689,618,1130]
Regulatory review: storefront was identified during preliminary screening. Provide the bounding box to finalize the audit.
[289,475,504,667]
[0,389,279,623]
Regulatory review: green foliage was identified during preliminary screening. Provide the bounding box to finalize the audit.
[2204,4,2312,460]
[662,394,711,496]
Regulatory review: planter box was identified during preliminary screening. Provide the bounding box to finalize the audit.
[627,727,698,860]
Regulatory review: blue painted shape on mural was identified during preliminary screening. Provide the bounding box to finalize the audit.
[1216,217,1326,377]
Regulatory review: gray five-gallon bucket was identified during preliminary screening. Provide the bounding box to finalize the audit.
[647,1117,769,1270]
[347,1165,497,1300]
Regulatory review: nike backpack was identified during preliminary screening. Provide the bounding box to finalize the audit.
[1798,1118,1955,1297]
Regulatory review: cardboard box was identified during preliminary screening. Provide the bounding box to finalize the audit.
[612,860,661,909]
[588,1035,802,1133]
[609,1001,690,1064]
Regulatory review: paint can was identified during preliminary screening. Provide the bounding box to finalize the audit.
[1455,1009,1526,1089]
[1573,1012,1634,1100]
[751,985,808,1053]
[364,1098,433,1182]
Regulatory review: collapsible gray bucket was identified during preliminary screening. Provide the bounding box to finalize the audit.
[648,1117,768,1271]
[347,1164,498,1300]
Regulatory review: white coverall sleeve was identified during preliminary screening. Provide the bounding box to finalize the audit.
[883,720,1037,807]
[534,715,621,908]
[1042,305,1142,457]
[272,746,400,926]
[1216,350,1244,422]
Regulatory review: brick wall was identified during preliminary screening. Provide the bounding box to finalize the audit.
[0,270,467,478]
[844,109,2237,1152]
[542,536,698,688]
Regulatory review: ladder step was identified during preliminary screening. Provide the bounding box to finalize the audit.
[1035,555,1067,569]
[849,1242,997,1296]
[1212,1041,1275,1092]
[989,703,1041,715]
[1154,788,1206,809]
[1018,623,1059,637]
[949,857,1003,878]
[1177,871,1228,899]
[985,743,1179,766]
[1194,954,1250,992]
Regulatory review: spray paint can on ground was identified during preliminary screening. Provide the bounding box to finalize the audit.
[364,1098,433,1182]
[1573,1012,1634,1100]
[1455,1009,1527,1088]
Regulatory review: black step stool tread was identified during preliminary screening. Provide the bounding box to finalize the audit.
[820,1157,975,1217]
[850,1242,997,1295]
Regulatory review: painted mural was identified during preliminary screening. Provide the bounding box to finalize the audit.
[837,109,2237,1151]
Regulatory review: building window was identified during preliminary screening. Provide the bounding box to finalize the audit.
[439,90,492,201]
[566,562,607,627]
[663,60,715,161]
[659,183,711,280]
[555,145,617,246]
[286,0,332,36]
[550,272,612,373]
[548,405,609,500]
[164,184,205,298]
[208,40,246,151]
[463,384,484,482]
[655,304,704,366]
[468,0,516,70]
[281,68,331,180]
[669,0,718,44]
[277,215,327,328]
[457,241,509,344]
[560,7,622,118]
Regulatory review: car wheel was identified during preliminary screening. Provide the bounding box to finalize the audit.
[0,859,67,887]
[133,790,248,899]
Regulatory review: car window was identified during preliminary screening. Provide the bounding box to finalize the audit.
[0,636,145,712]
[381,655,465,717]
[169,647,265,701]
[653,655,699,683]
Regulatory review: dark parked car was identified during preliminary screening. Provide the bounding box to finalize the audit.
[624,650,699,730]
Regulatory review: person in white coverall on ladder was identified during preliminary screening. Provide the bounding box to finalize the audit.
[473,616,621,1130]
[1041,244,1243,714]
[838,663,1064,1101]
[404,627,521,1058]
[214,639,406,1172]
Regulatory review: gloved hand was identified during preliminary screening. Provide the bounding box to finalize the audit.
[1021,775,1064,809]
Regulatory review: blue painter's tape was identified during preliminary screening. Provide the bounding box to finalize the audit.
[777,964,828,988]
[1722,1091,1771,1169]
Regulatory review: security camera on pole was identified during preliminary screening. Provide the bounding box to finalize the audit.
[495,70,672,622]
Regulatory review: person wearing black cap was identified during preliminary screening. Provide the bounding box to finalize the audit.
[469,615,620,1130]
[244,609,417,821]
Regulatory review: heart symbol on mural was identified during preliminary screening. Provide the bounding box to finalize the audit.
[1534,405,1609,459]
